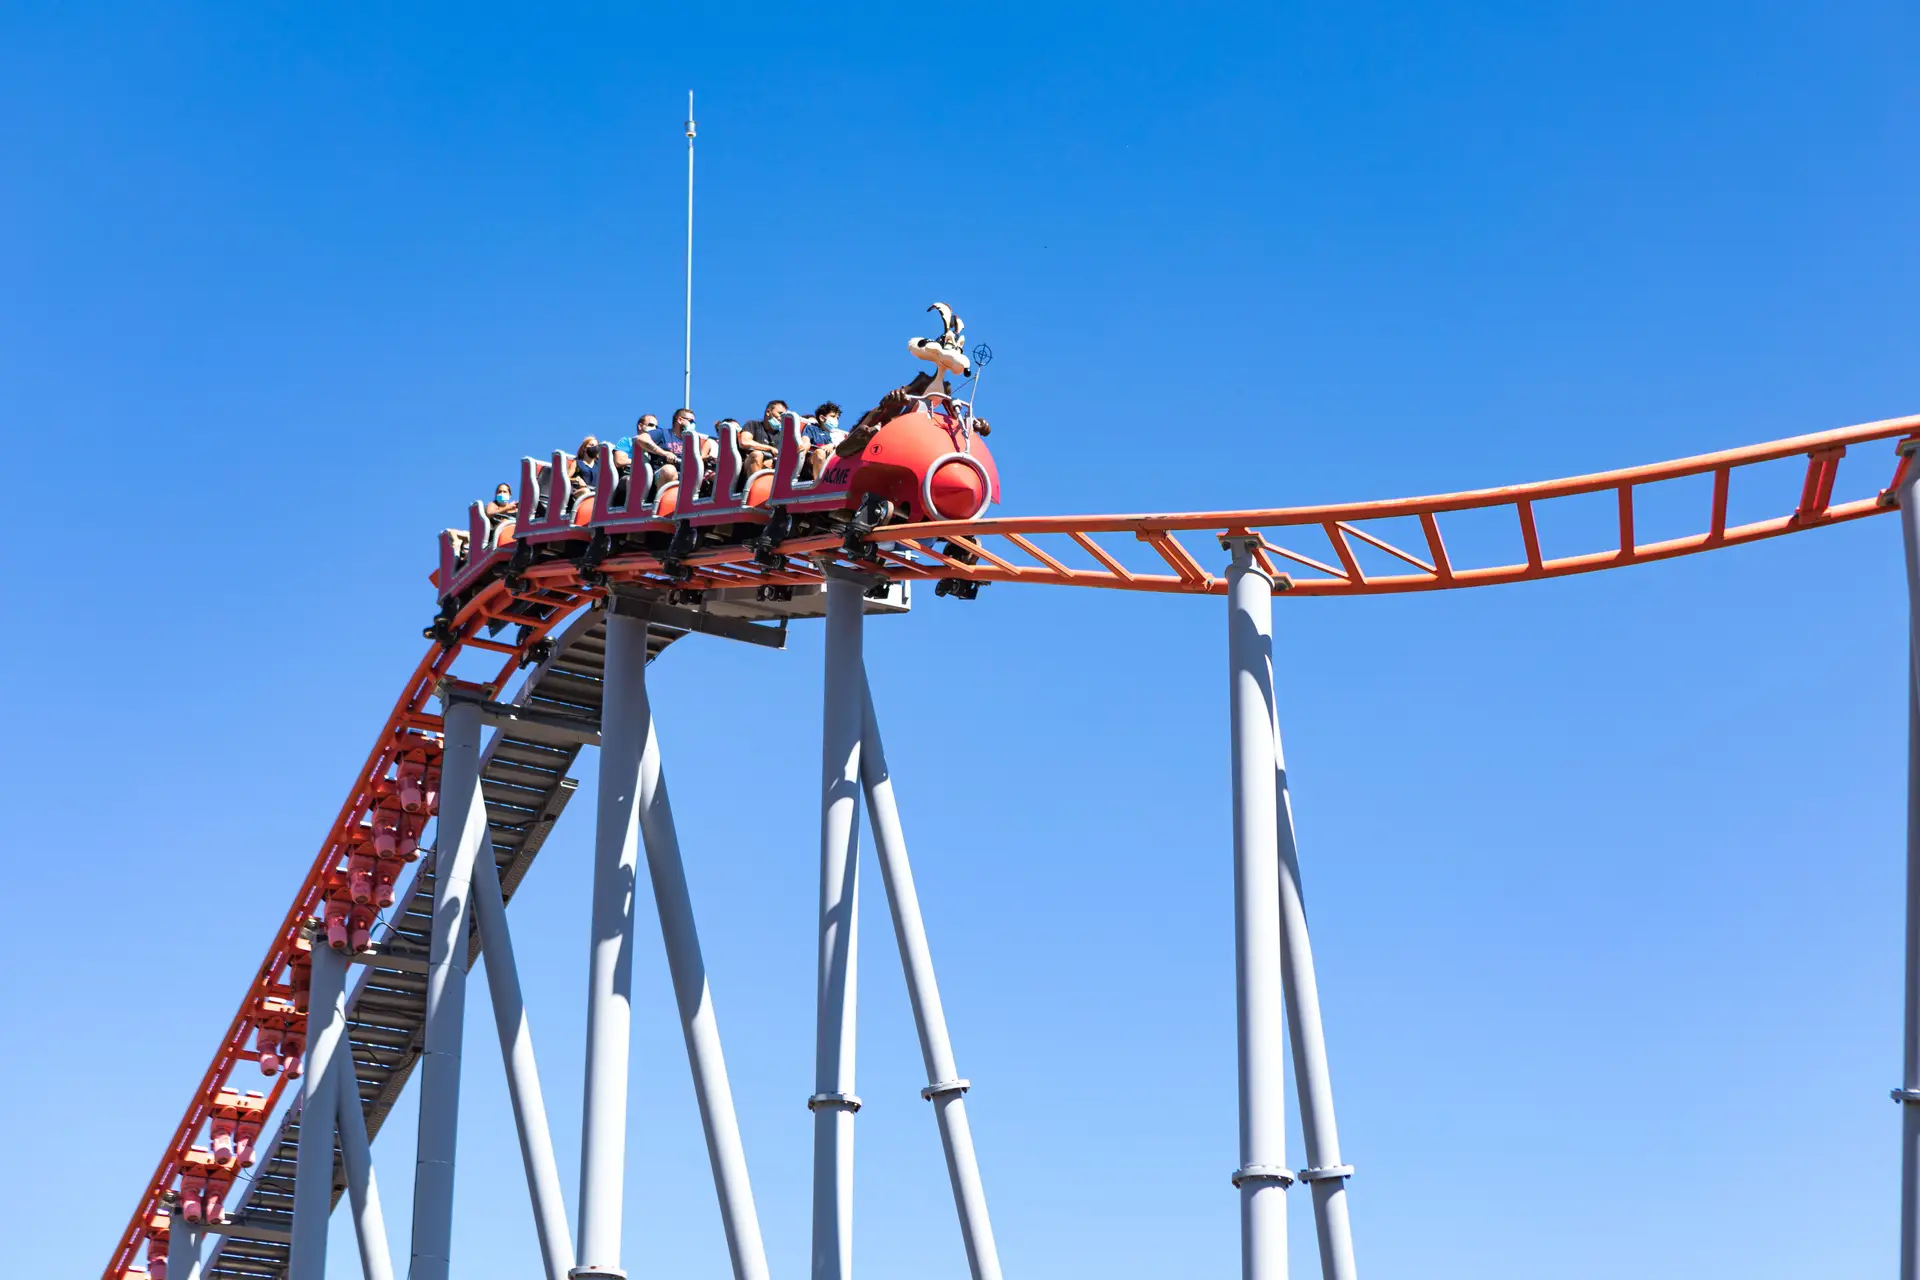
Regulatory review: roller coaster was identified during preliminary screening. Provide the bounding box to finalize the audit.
[102,338,1920,1280]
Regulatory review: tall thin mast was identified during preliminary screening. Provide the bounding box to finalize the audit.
[684,92,696,415]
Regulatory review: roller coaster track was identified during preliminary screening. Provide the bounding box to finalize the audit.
[105,412,1920,1278]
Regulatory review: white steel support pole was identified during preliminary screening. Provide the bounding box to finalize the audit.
[411,691,487,1280]
[577,609,649,1280]
[1225,537,1291,1280]
[335,1050,396,1280]
[1895,451,1920,1280]
[858,678,1002,1280]
[471,848,575,1280]
[292,935,349,1280]
[1271,661,1358,1280]
[166,1217,205,1280]
[617,605,772,1280]
[812,577,865,1280]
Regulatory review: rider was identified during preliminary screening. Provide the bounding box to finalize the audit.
[800,401,844,479]
[739,399,786,477]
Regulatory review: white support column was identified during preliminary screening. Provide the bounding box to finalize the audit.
[335,1047,396,1280]
[858,678,1003,1280]
[615,619,773,1280]
[577,609,649,1280]
[812,577,865,1280]
[166,1217,205,1280]
[1895,452,1920,1280]
[1225,537,1290,1280]
[471,831,576,1280]
[411,690,488,1280]
[1271,664,1358,1280]
[292,934,349,1280]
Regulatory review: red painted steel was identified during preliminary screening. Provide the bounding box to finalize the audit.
[104,411,1920,1277]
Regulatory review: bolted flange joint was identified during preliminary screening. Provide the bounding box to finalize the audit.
[1230,1163,1295,1189]
[807,1091,862,1113]
[1891,1088,1920,1105]
[920,1078,970,1101]
[1296,1163,1355,1183]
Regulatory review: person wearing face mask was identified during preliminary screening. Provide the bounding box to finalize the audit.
[615,413,681,493]
[570,437,600,511]
[484,482,517,531]
[738,399,786,480]
[800,401,845,480]
[450,481,517,560]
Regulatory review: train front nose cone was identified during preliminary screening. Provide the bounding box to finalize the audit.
[929,459,987,520]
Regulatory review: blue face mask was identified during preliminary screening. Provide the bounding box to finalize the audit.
[495,492,511,505]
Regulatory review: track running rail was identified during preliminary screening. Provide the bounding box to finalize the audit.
[104,412,1920,1277]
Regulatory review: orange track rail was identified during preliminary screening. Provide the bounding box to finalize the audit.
[104,412,1920,1277]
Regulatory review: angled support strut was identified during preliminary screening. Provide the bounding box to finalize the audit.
[859,676,1004,1280]
[471,846,575,1280]
[624,610,773,1280]
[336,1038,396,1280]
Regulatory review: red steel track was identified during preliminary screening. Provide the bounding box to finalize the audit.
[104,411,1920,1277]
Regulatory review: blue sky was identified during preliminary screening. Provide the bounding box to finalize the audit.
[4,3,1918,1277]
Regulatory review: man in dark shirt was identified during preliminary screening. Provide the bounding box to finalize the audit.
[739,399,787,477]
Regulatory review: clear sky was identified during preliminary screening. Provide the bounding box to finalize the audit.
[4,3,1918,1278]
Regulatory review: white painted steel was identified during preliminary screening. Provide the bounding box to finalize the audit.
[858,678,1003,1280]
[166,1218,205,1280]
[813,578,865,1280]
[1226,539,1290,1280]
[628,665,773,1280]
[292,937,349,1279]
[334,1046,395,1280]
[577,610,649,1279]
[410,695,487,1280]
[1899,461,1920,1280]
[1271,668,1359,1279]
[471,848,576,1280]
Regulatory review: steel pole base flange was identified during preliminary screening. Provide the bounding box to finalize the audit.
[570,1268,628,1279]
[1891,1089,1920,1105]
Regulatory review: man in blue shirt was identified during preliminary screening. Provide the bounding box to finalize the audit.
[614,413,679,482]
[800,401,845,480]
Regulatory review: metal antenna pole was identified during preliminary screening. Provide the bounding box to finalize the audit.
[1225,536,1290,1280]
[858,676,1003,1280]
[1895,445,1920,1280]
[684,92,696,416]
[812,577,865,1280]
